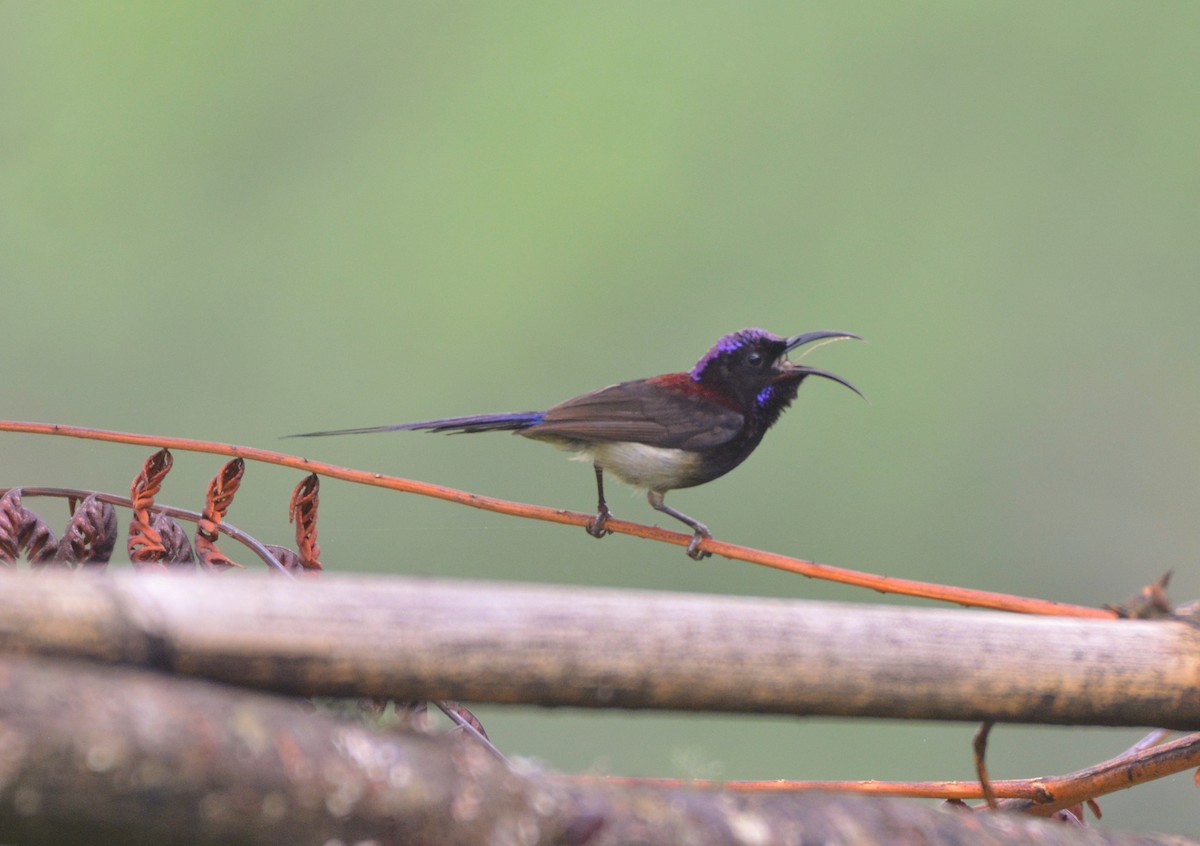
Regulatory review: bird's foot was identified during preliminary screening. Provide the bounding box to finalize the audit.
[686,528,712,561]
[586,507,612,539]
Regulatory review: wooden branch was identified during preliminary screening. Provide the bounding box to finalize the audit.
[0,654,572,846]
[0,572,1196,728]
[0,655,1191,846]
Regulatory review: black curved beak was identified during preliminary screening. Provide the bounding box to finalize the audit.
[784,364,866,400]
[785,330,863,352]
[780,330,865,400]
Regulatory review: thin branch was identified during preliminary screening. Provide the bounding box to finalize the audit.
[0,420,1113,617]
[587,730,1200,809]
[998,730,1200,817]
[975,721,999,810]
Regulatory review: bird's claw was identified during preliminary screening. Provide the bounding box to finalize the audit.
[686,530,712,560]
[586,508,612,539]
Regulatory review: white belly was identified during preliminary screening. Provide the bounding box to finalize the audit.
[568,440,700,492]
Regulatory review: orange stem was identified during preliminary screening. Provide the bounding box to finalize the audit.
[0,420,1113,618]
[584,731,1200,814]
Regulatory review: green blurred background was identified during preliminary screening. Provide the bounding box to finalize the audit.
[3,1,1199,836]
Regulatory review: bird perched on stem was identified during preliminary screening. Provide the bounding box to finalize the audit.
[292,328,863,559]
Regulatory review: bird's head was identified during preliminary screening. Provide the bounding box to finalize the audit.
[690,328,864,422]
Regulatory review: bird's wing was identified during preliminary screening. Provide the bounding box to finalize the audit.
[524,377,744,450]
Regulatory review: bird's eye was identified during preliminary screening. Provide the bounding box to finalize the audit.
[746,351,764,367]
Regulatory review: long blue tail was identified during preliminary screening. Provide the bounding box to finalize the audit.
[288,411,546,438]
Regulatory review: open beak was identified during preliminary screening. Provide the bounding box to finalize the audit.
[785,330,862,352]
[780,330,865,399]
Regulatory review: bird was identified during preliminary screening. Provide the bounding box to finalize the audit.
[291,328,863,559]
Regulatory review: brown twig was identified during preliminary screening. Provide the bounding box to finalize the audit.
[2,486,291,575]
[999,730,1200,817]
[0,421,1115,618]
[56,493,117,567]
[433,700,505,762]
[289,473,322,570]
[1106,572,1174,619]
[0,489,58,565]
[127,448,174,569]
[590,731,1200,816]
[195,458,245,571]
[153,511,196,568]
[973,721,998,810]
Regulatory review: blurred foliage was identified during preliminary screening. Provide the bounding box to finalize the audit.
[2,2,1198,835]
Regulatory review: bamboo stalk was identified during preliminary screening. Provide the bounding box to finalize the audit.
[0,572,1196,728]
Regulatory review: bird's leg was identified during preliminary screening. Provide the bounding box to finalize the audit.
[586,463,613,539]
[646,490,712,560]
